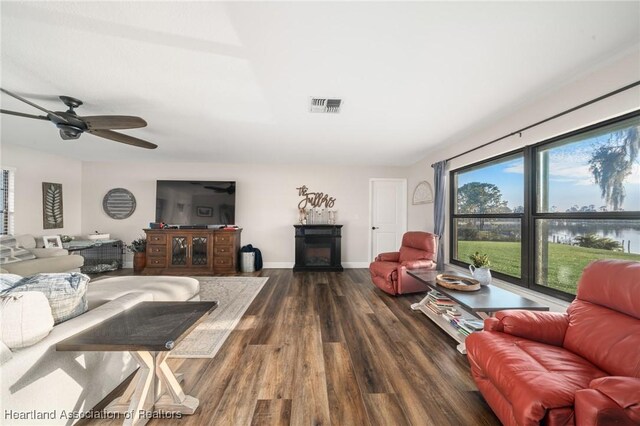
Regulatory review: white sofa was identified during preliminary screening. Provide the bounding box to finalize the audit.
[0,276,200,425]
[1,235,84,276]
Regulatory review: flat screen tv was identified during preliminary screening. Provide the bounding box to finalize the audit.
[155,180,236,226]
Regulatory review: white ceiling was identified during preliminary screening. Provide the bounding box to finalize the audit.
[1,1,639,166]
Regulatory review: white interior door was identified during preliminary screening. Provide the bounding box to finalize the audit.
[370,179,407,261]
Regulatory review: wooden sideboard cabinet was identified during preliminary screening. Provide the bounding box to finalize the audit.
[142,228,242,275]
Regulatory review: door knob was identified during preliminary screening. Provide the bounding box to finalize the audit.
[372,226,379,230]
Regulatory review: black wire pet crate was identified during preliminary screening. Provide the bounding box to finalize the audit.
[73,240,123,274]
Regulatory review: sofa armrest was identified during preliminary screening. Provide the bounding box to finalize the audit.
[575,377,640,426]
[590,377,640,419]
[400,259,435,269]
[376,251,400,262]
[27,248,69,258]
[492,310,569,346]
[483,317,502,331]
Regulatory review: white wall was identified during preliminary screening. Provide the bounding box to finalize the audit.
[81,162,405,267]
[407,166,434,233]
[407,50,640,262]
[0,143,83,238]
[4,50,637,267]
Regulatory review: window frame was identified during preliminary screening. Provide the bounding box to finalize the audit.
[449,110,640,301]
[1,167,16,236]
[449,148,527,287]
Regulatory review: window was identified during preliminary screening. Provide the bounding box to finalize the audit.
[534,116,640,295]
[452,154,524,278]
[0,168,15,235]
[451,112,640,299]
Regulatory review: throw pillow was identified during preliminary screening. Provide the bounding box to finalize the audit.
[0,235,36,264]
[0,339,12,365]
[0,273,23,291]
[0,291,54,349]
[2,273,90,324]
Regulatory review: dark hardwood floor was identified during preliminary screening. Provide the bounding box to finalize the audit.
[88,269,499,426]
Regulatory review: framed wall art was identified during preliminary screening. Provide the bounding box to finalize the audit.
[43,235,63,249]
[42,182,64,229]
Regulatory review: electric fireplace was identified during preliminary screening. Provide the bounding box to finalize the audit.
[293,225,343,272]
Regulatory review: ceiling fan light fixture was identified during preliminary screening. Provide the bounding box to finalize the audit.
[56,123,83,140]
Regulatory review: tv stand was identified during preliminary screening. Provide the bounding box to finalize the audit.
[142,228,242,275]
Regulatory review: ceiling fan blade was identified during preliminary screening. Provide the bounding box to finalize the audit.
[88,129,157,149]
[82,115,147,130]
[0,109,49,121]
[0,88,67,122]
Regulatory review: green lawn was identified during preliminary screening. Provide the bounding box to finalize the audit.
[457,241,640,294]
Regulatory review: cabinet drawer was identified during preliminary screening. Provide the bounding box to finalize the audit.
[147,256,167,267]
[214,245,234,255]
[214,256,232,266]
[148,234,167,245]
[147,245,166,256]
[214,233,233,244]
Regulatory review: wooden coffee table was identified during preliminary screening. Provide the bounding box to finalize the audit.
[57,301,217,426]
[407,269,548,354]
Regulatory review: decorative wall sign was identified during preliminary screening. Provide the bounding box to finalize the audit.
[296,185,336,209]
[42,182,64,229]
[412,181,434,205]
[103,188,137,219]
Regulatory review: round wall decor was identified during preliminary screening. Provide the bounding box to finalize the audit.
[103,188,136,219]
[412,181,434,205]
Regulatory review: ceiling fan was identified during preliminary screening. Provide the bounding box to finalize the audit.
[0,88,157,149]
[204,182,236,194]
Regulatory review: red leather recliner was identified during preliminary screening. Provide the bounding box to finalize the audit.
[369,231,437,295]
[466,260,640,426]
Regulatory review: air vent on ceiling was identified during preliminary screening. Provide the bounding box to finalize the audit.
[309,97,342,113]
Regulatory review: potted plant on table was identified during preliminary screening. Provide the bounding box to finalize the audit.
[468,252,491,286]
[128,238,147,274]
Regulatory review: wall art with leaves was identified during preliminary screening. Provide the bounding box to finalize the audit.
[42,182,64,229]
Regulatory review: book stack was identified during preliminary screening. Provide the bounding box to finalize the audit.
[449,318,484,337]
[425,290,456,314]
[442,307,462,321]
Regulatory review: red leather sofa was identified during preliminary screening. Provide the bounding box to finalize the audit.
[466,260,640,426]
[369,231,437,295]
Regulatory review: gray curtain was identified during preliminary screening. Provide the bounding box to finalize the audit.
[433,160,447,270]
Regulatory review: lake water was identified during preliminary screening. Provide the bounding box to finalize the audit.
[549,227,640,254]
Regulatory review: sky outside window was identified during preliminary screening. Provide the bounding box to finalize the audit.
[456,155,524,212]
[537,121,640,213]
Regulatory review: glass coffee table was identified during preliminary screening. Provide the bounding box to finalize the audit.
[407,269,549,354]
[57,301,217,425]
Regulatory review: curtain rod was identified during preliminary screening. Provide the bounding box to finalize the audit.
[431,80,640,167]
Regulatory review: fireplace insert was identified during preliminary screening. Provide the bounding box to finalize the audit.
[293,225,343,272]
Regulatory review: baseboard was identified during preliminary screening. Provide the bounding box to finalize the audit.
[263,262,295,269]
[262,262,368,269]
[342,262,370,268]
[123,261,367,270]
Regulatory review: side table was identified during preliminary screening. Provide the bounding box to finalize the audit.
[57,301,216,425]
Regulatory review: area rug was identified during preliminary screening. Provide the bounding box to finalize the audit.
[170,276,269,359]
